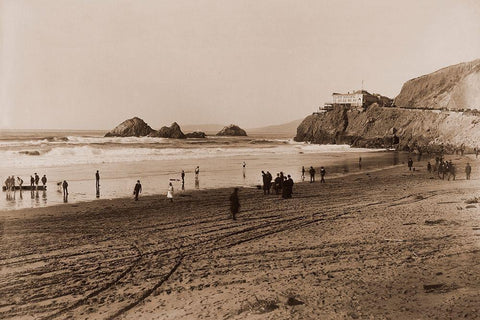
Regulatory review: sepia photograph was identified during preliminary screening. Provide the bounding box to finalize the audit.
[1,0,480,319]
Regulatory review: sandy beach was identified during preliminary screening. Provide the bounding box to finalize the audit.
[1,156,480,319]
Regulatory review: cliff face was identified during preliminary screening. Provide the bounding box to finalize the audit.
[105,117,155,137]
[395,59,480,110]
[295,104,480,153]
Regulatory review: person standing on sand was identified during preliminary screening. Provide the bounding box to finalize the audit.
[181,170,185,184]
[95,170,100,191]
[195,166,200,179]
[167,182,174,202]
[301,166,305,181]
[465,162,472,180]
[41,175,47,187]
[230,188,240,220]
[133,180,142,201]
[427,161,432,173]
[17,177,23,189]
[262,171,270,195]
[30,175,34,188]
[242,162,246,178]
[320,167,326,183]
[309,166,315,183]
[34,173,40,188]
[274,173,281,194]
[358,156,362,170]
[62,180,68,197]
[407,157,413,171]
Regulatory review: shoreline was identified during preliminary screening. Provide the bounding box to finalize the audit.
[1,156,479,319]
[0,161,407,218]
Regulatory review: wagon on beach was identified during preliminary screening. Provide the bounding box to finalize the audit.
[2,185,47,191]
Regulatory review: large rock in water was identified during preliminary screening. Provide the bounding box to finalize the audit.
[216,124,247,136]
[395,59,480,110]
[105,117,155,137]
[295,104,480,153]
[185,131,206,138]
[149,122,186,139]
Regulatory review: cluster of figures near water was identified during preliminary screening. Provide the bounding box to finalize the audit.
[2,152,476,217]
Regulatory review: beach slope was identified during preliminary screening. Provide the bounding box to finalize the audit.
[1,159,480,319]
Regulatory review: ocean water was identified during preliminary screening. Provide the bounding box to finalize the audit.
[0,130,409,211]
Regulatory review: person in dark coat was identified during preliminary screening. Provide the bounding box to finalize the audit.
[41,175,47,187]
[266,171,272,194]
[95,170,100,191]
[34,173,40,187]
[274,173,281,194]
[30,175,34,187]
[301,166,305,181]
[309,166,315,183]
[282,175,294,198]
[407,157,413,171]
[427,162,432,173]
[262,171,269,195]
[466,162,472,180]
[133,180,142,201]
[62,180,68,197]
[230,188,240,220]
[320,167,326,183]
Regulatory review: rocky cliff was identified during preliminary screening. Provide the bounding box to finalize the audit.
[105,117,155,137]
[216,124,247,136]
[295,104,480,154]
[395,59,480,110]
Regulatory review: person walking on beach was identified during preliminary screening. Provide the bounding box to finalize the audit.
[229,188,240,220]
[465,162,472,180]
[407,157,413,171]
[41,175,47,187]
[320,167,326,183]
[242,162,246,178]
[133,180,142,201]
[309,166,315,183]
[62,180,68,197]
[167,182,174,202]
[181,170,185,184]
[358,156,362,170]
[34,173,40,188]
[30,175,35,188]
[301,166,305,181]
[95,170,100,191]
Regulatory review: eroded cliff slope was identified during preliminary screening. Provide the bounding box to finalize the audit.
[395,59,480,110]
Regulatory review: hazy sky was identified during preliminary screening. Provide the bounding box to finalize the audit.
[1,0,480,130]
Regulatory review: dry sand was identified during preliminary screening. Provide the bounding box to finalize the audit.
[1,156,480,319]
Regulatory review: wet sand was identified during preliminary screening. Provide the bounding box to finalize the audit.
[1,156,480,319]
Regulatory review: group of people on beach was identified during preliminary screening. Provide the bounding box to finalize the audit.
[3,173,48,191]
[261,171,294,198]
[301,165,326,183]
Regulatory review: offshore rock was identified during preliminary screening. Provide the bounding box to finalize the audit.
[185,131,206,138]
[216,124,247,136]
[105,117,155,137]
[149,122,186,139]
